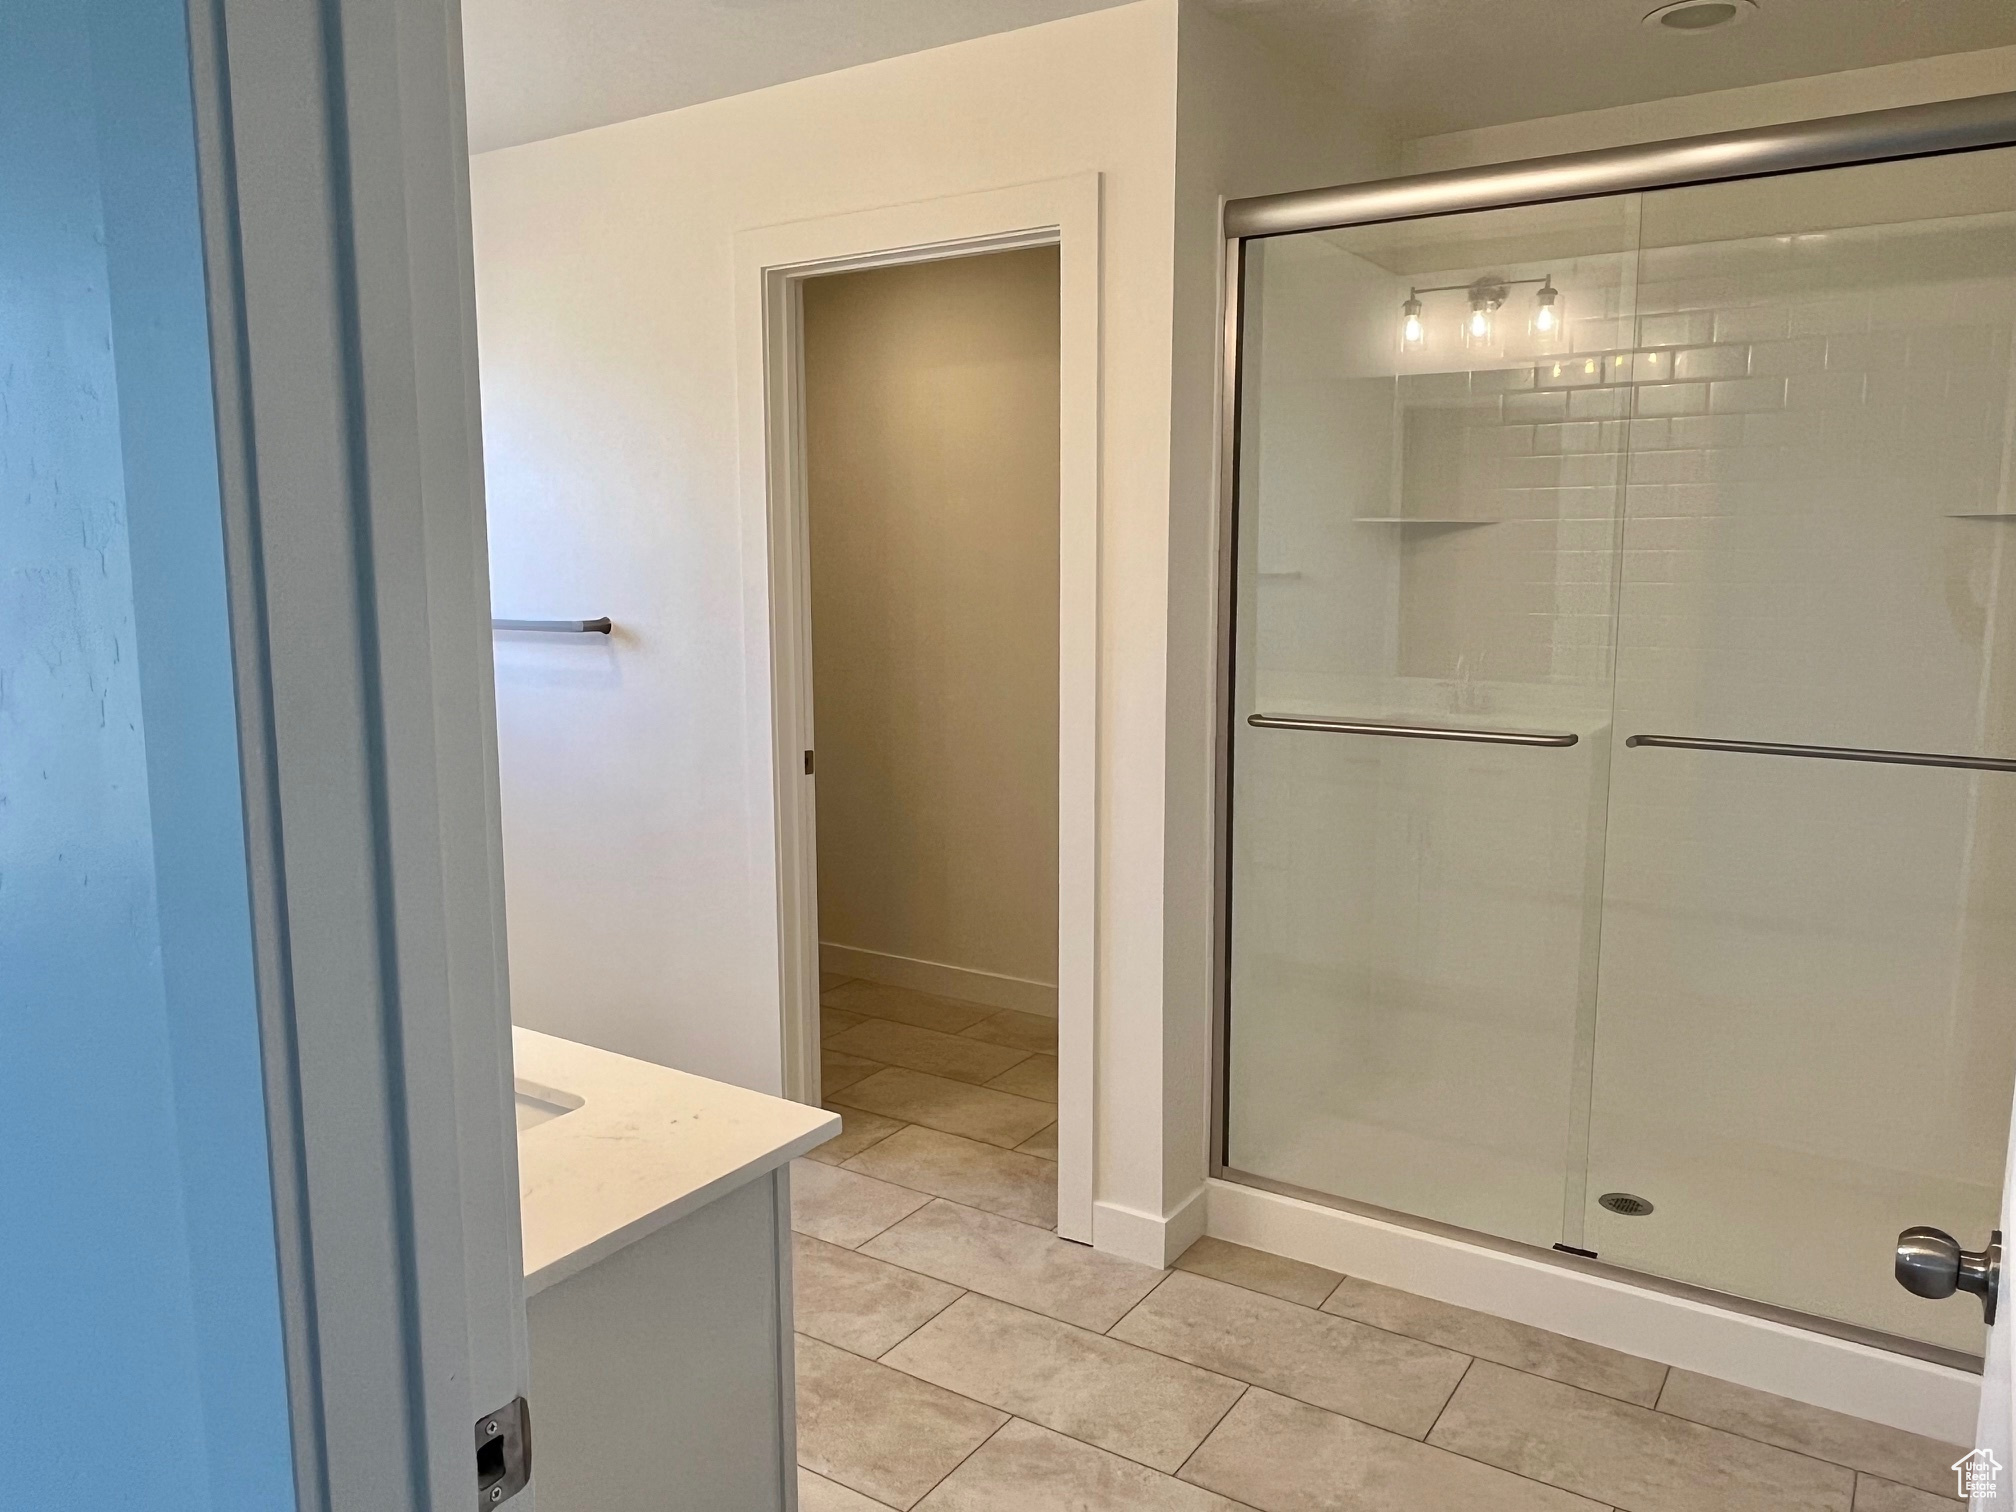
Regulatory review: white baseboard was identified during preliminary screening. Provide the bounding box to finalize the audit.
[1207,1178,1978,1444]
[820,943,1057,1018]
[1094,1187,1209,1270]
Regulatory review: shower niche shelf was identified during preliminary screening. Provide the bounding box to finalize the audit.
[1948,512,2016,520]
[1351,516,1499,526]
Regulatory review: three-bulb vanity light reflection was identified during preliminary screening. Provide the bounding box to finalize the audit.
[1403,274,1559,350]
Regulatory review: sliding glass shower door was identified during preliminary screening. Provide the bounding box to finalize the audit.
[1222,145,2016,1356]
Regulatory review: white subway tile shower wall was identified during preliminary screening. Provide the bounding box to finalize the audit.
[1583,217,2016,1350]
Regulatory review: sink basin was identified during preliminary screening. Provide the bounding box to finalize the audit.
[515,1078,584,1132]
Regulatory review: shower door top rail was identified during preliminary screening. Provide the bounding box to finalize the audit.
[1249,712,1579,748]
[1224,90,2016,239]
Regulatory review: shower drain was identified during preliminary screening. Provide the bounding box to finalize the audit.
[1599,1192,1655,1217]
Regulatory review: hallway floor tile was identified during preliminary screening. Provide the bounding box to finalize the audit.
[916,1419,1246,1512]
[862,1199,1163,1330]
[1320,1275,1668,1407]
[796,979,1963,1512]
[845,1124,1058,1226]
[833,1065,1055,1148]
[885,1294,1247,1472]
[1428,1360,1855,1512]
[1111,1271,1469,1438]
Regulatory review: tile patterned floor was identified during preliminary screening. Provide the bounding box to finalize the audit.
[794,978,1966,1512]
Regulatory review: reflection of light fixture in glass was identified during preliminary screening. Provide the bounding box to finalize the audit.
[1534,280,1560,334]
[1401,294,1424,348]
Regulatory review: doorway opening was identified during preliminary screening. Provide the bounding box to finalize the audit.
[740,177,1102,1242]
[802,247,1065,1211]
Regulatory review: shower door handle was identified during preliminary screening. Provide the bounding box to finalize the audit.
[1894,1226,2000,1323]
[1247,713,1578,747]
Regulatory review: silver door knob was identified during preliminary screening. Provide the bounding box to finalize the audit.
[1895,1226,2000,1324]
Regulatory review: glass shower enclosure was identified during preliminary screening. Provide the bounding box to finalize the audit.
[1218,116,2016,1361]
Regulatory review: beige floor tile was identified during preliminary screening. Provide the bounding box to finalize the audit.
[1109,1270,1467,1438]
[791,1159,931,1249]
[984,1053,1057,1102]
[1173,1237,1340,1309]
[1322,1276,1666,1406]
[962,1008,1059,1053]
[793,1233,963,1358]
[825,980,997,1034]
[820,972,855,993]
[829,1018,1032,1085]
[1658,1369,1963,1497]
[805,1105,908,1166]
[846,1125,1058,1227]
[833,1067,1056,1148]
[916,1418,1244,1511]
[823,1048,885,1095]
[1016,1123,1059,1161]
[822,1007,867,1040]
[801,1466,899,1512]
[883,1295,1245,1473]
[864,1199,1164,1331]
[1180,1387,1606,1512]
[795,1333,1007,1510]
[1429,1360,1854,1512]
[1853,1472,1963,1509]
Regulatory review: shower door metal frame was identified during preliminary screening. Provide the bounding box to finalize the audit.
[1209,89,2016,1372]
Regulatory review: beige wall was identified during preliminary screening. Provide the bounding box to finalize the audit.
[803,250,1062,994]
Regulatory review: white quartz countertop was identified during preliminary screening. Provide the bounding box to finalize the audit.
[514,1026,838,1295]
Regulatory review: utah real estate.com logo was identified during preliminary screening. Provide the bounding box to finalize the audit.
[1956,1448,2003,1499]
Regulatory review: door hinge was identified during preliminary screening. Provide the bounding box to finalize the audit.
[803,749,815,775]
[476,1396,530,1507]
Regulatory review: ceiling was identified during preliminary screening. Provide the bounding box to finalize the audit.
[1205,0,2016,142]
[461,0,2016,156]
[461,0,1134,152]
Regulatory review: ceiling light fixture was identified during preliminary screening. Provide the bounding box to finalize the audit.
[1398,274,1556,351]
[1642,0,1756,32]
[1534,279,1560,335]
[1466,283,1504,346]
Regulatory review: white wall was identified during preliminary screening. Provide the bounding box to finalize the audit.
[473,2,1183,1203]
[474,0,1401,1257]
[1147,0,1395,1249]
[802,250,1061,996]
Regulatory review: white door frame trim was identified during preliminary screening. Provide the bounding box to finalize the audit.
[734,174,1102,1242]
[186,0,531,1501]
